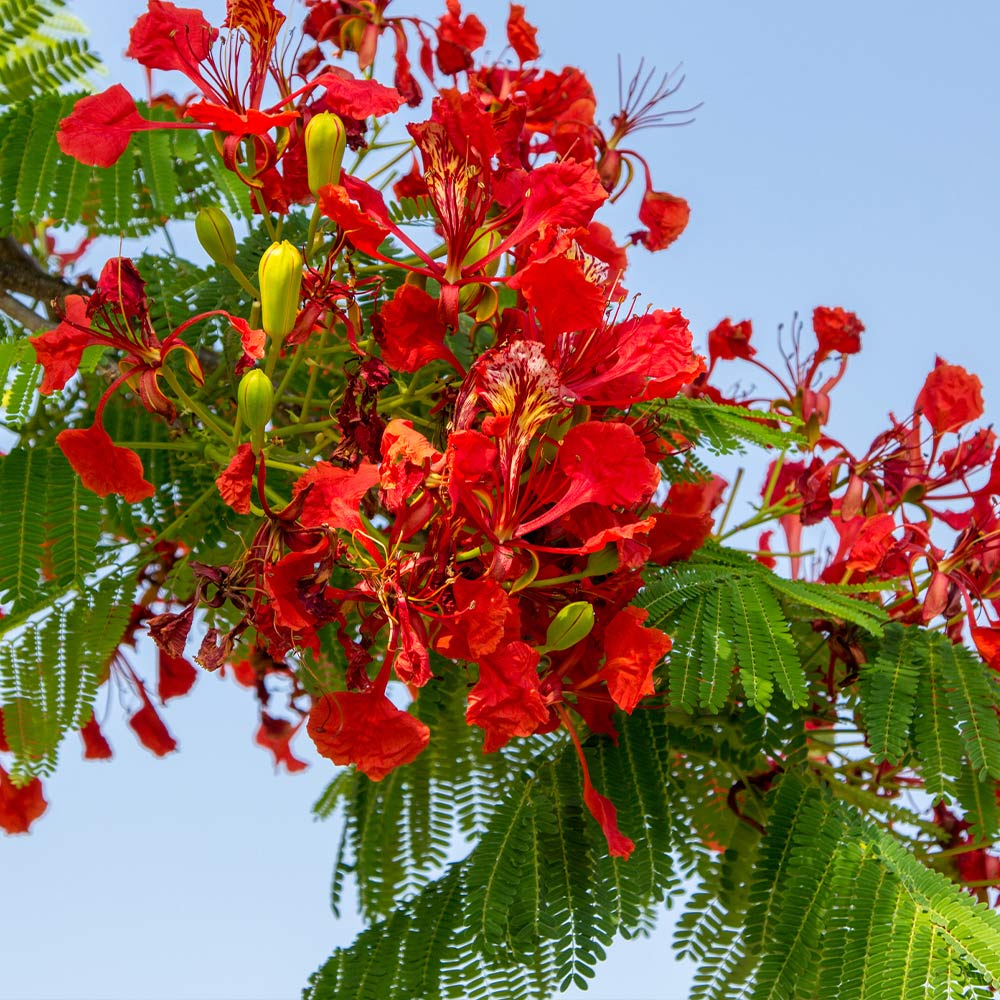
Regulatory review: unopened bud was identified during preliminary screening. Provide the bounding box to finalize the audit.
[462,227,503,275]
[541,601,595,654]
[305,112,348,196]
[258,241,303,339]
[238,369,274,453]
[195,206,237,266]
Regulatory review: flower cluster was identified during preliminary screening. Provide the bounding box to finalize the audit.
[11,1,1000,908]
[17,0,705,853]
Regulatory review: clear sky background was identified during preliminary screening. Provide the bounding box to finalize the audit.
[3,2,1000,999]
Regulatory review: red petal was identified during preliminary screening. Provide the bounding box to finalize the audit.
[158,651,198,702]
[80,715,113,760]
[315,71,404,118]
[57,422,155,503]
[215,443,256,514]
[0,766,47,835]
[264,540,330,632]
[184,102,298,135]
[29,296,97,393]
[91,258,148,321]
[375,283,459,373]
[812,306,863,360]
[308,691,430,781]
[0,706,8,752]
[466,642,549,752]
[436,0,486,74]
[255,713,309,773]
[126,1,217,73]
[972,627,1000,671]
[292,460,379,533]
[504,161,608,244]
[379,418,443,513]
[128,686,178,757]
[600,607,671,713]
[395,602,432,687]
[56,84,154,167]
[510,254,606,337]
[582,779,634,859]
[915,357,984,436]
[434,577,512,662]
[708,317,755,363]
[229,316,266,361]
[518,422,658,536]
[507,4,539,62]
[631,188,690,251]
[318,183,390,255]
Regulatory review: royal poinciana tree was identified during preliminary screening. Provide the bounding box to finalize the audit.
[3,1,1000,996]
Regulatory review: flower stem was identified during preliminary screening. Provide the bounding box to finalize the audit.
[163,367,233,444]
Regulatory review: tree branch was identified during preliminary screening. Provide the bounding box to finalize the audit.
[0,236,74,305]
[0,293,50,332]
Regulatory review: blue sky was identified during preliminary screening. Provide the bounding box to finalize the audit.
[3,2,1000,999]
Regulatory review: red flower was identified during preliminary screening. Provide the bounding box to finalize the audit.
[466,642,550,752]
[57,422,155,503]
[255,714,309,773]
[599,607,672,713]
[631,185,690,251]
[435,0,486,75]
[708,318,755,364]
[915,357,984,435]
[216,444,257,515]
[33,259,206,423]
[552,308,704,406]
[125,1,217,77]
[308,690,430,781]
[813,306,863,360]
[0,766,47,835]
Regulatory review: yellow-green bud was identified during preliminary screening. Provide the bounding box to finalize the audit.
[237,369,274,453]
[541,601,595,654]
[462,227,503,274]
[305,112,348,196]
[195,206,237,266]
[258,241,303,339]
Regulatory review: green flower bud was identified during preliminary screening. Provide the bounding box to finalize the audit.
[541,601,595,654]
[305,112,348,195]
[195,206,237,266]
[462,227,503,274]
[258,241,303,339]
[237,369,274,453]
